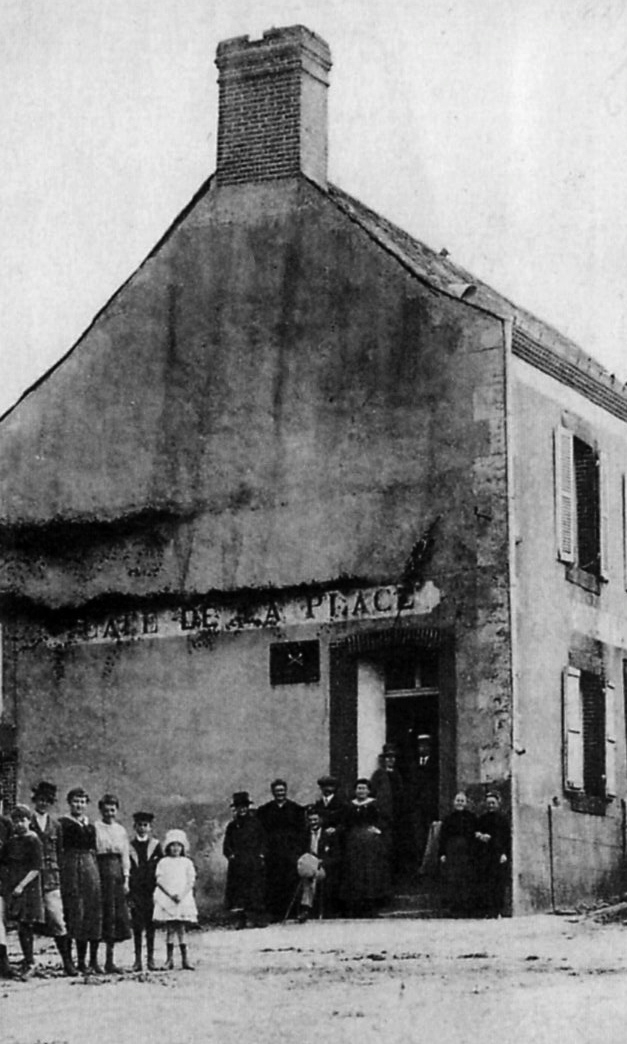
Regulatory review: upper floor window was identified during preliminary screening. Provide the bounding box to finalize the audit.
[555,425,608,586]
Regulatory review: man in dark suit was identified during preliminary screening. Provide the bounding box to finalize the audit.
[313,775,347,833]
[257,779,305,922]
[370,743,408,882]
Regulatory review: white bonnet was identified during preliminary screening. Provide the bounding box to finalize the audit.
[163,828,189,855]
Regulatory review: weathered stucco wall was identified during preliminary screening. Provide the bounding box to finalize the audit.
[0,172,514,907]
[512,354,627,911]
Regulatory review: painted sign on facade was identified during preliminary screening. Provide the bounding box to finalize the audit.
[44,581,441,647]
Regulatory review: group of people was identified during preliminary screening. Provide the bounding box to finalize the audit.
[438,791,510,917]
[0,748,511,978]
[224,774,394,928]
[0,781,197,980]
[224,753,510,928]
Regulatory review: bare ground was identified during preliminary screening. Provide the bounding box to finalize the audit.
[3,913,627,1044]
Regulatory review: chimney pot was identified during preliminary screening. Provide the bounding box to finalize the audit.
[215,25,332,188]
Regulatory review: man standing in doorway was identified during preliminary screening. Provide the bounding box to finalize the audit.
[257,780,305,922]
[407,734,439,871]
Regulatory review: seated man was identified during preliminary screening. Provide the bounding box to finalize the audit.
[296,806,341,922]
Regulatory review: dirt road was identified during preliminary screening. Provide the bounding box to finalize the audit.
[3,914,627,1044]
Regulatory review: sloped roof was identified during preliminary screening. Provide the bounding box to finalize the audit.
[326,182,627,421]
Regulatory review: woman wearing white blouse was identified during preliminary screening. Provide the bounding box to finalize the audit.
[94,795,132,973]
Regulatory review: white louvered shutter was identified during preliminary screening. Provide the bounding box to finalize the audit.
[623,475,627,590]
[599,452,609,581]
[563,666,583,791]
[555,427,575,563]
[605,681,617,798]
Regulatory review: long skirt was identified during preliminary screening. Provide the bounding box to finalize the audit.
[60,849,102,941]
[342,827,391,909]
[441,835,475,914]
[98,854,131,943]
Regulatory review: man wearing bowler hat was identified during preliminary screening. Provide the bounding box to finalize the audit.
[30,781,77,975]
[223,792,267,929]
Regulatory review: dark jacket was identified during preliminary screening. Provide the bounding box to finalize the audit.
[223,812,267,912]
[30,812,63,892]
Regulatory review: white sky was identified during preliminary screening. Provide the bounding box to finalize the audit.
[2,0,627,417]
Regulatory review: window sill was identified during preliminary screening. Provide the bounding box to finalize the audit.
[565,565,601,596]
[565,791,611,816]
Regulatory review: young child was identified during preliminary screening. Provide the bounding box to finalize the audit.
[153,829,197,970]
[0,805,44,978]
[129,811,162,971]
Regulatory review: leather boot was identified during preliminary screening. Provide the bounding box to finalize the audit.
[146,930,156,971]
[55,936,78,977]
[180,944,194,971]
[88,941,103,975]
[132,930,142,971]
[0,945,13,979]
[76,940,88,974]
[164,943,174,970]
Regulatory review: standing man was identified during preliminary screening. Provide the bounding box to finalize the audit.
[257,780,305,922]
[369,743,408,882]
[0,781,12,978]
[313,775,347,833]
[223,792,267,929]
[30,781,77,976]
[407,734,439,872]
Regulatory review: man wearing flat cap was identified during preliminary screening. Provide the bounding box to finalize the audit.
[223,792,267,928]
[257,780,306,922]
[30,781,76,976]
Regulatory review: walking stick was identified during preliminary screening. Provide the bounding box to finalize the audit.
[282,881,302,925]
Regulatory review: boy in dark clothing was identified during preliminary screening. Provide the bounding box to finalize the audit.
[0,784,12,978]
[129,811,162,970]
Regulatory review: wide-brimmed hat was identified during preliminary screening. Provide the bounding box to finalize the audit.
[381,743,398,756]
[317,775,338,789]
[231,791,253,809]
[31,781,57,802]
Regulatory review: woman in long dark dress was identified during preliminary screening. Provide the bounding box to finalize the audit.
[475,791,510,917]
[94,794,132,973]
[438,791,477,916]
[59,787,102,973]
[341,779,391,916]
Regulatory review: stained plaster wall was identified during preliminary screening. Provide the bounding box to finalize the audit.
[0,174,514,906]
[511,353,627,911]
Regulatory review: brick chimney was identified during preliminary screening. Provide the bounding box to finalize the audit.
[215,26,332,188]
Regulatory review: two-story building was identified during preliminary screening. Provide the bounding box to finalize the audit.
[0,25,625,913]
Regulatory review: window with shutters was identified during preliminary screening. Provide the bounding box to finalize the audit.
[555,426,608,590]
[563,665,615,813]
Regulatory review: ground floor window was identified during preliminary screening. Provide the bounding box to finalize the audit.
[563,665,615,810]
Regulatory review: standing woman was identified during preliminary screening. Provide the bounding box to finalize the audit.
[94,794,132,973]
[59,787,102,973]
[438,792,477,916]
[475,791,510,917]
[341,779,391,916]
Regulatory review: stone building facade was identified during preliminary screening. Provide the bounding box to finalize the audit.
[0,26,626,913]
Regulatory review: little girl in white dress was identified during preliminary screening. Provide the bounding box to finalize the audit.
[153,829,197,970]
